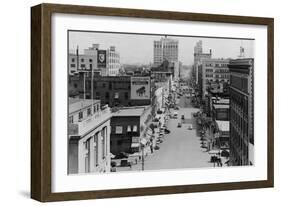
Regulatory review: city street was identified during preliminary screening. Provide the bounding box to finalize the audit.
[131,95,213,171]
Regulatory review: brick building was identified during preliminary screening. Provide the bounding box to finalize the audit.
[68,74,153,107]
[110,106,152,155]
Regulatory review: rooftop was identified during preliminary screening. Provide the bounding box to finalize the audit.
[212,98,230,104]
[69,98,100,114]
[216,120,230,132]
[213,104,230,109]
[112,106,149,117]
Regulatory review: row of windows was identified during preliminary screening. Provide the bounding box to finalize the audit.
[91,81,130,90]
[114,125,138,134]
[95,91,129,100]
[71,58,93,63]
[108,59,119,63]
[68,105,100,124]
[205,63,228,67]
[108,53,119,58]
[154,44,178,49]
[215,69,229,73]
[84,126,108,172]
[70,63,93,70]
[215,74,229,79]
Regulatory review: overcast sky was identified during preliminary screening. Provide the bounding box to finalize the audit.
[69,31,254,66]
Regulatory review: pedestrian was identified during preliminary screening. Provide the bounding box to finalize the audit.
[219,158,223,167]
[150,144,153,153]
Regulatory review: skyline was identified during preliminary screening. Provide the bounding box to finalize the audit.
[69,31,254,66]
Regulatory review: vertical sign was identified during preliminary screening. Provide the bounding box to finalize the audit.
[97,50,107,68]
[131,77,151,100]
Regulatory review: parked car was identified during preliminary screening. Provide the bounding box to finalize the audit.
[181,115,185,120]
[164,129,171,134]
[113,152,129,159]
[120,159,132,167]
[177,122,182,128]
[173,111,178,118]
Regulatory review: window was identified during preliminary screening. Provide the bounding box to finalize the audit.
[85,153,89,173]
[115,126,123,134]
[133,125,138,132]
[69,116,73,124]
[114,92,119,99]
[78,111,83,120]
[70,64,76,68]
[80,64,86,68]
[81,58,84,62]
[71,58,75,62]
[105,92,109,99]
[127,125,131,132]
[104,127,108,156]
[89,59,93,62]
[94,133,99,166]
[87,108,91,116]
[125,92,129,100]
[101,129,105,158]
[117,140,123,145]
[84,140,90,172]
[96,92,100,98]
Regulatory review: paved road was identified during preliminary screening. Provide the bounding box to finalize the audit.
[131,95,213,171]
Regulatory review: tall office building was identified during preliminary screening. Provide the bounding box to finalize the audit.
[106,46,121,76]
[153,37,178,66]
[193,40,212,84]
[228,58,254,166]
[198,58,230,100]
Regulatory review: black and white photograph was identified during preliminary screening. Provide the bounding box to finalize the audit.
[67,31,254,174]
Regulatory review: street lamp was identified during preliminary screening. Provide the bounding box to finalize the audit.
[140,138,147,171]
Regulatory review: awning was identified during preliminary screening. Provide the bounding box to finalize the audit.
[110,153,115,158]
[131,142,140,148]
[146,128,153,137]
[140,138,147,145]
[208,149,221,155]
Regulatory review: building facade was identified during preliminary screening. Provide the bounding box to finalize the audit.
[68,53,96,75]
[68,98,112,174]
[228,58,254,166]
[68,75,153,107]
[153,37,178,66]
[106,46,121,76]
[198,58,230,100]
[68,44,121,76]
[193,40,212,84]
[110,106,153,155]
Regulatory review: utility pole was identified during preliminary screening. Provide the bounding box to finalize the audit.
[142,145,144,171]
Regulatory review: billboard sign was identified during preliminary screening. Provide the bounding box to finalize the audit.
[97,50,106,68]
[131,77,150,100]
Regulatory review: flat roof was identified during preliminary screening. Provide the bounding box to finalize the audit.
[213,104,229,109]
[69,98,100,114]
[216,120,229,132]
[112,107,146,117]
